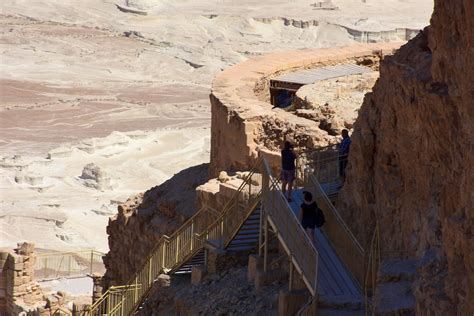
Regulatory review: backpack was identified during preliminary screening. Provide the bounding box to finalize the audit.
[315,207,326,228]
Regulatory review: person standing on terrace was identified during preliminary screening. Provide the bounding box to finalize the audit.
[281,141,297,202]
[338,129,351,179]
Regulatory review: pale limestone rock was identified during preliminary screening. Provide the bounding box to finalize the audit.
[79,163,112,191]
[218,171,230,183]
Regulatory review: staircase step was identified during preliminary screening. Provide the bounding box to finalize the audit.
[235,229,259,236]
[237,230,259,236]
[374,281,415,315]
[233,237,258,243]
[378,259,418,282]
[226,245,257,252]
[318,294,364,310]
[228,238,259,245]
[317,309,365,316]
[244,218,260,223]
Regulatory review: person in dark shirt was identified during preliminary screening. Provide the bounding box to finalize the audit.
[299,191,317,245]
[338,129,351,179]
[281,141,297,202]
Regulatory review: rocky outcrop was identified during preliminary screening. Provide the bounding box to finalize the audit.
[209,43,401,177]
[338,0,474,314]
[293,72,379,135]
[102,164,208,288]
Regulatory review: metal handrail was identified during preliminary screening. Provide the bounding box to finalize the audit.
[89,160,263,316]
[35,250,105,280]
[87,147,386,315]
[365,224,381,316]
[296,144,342,185]
[262,158,319,296]
[309,174,364,253]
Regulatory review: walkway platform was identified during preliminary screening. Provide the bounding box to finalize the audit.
[272,64,372,87]
[288,189,362,303]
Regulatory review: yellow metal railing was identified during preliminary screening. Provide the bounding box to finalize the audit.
[262,158,319,296]
[87,149,384,315]
[296,143,342,185]
[89,160,263,315]
[204,171,262,250]
[307,174,367,288]
[304,153,385,314]
[35,250,105,280]
[365,224,381,316]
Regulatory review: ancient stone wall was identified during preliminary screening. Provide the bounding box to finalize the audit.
[337,0,473,314]
[0,243,44,315]
[209,43,401,177]
[0,251,7,314]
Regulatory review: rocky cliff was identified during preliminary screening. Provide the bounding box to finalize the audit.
[338,0,473,314]
[102,164,208,288]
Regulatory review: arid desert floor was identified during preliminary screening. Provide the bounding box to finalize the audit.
[0,0,433,252]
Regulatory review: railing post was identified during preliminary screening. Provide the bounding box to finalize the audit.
[258,206,264,257]
[261,162,269,259]
[248,174,252,202]
[220,219,224,245]
[190,221,194,251]
[263,214,268,273]
[176,235,180,264]
[90,251,93,275]
[107,291,111,314]
[68,255,72,277]
[289,258,293,292]
[148,256,153,287]
[135,277,139,303]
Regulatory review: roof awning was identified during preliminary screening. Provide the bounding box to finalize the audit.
[272,64,372,86]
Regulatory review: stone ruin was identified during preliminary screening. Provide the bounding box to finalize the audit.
[0,243,94,316]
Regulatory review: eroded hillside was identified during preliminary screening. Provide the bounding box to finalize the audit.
[338,0,473,314]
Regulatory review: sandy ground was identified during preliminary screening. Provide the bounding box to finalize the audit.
[0,0,433,253]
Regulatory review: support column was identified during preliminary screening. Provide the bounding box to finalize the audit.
[91,274,103,304]
[278,289,309,316]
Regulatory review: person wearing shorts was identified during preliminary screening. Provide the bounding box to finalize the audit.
[281,141,297,202]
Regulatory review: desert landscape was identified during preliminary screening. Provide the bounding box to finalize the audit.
[1,0,433,253]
